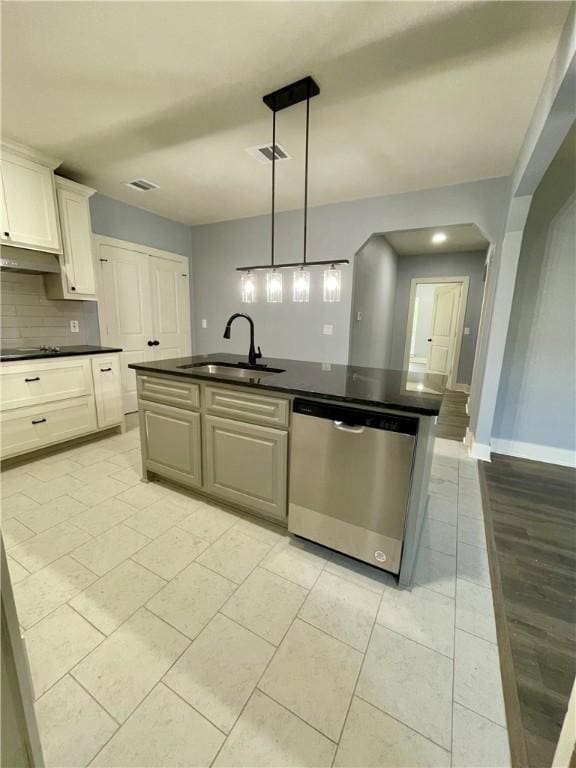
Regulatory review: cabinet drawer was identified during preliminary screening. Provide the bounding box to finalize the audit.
[137,374,199,410]
[0,358,93,411]
[0,396,97,459]
[205,385,289,428]
[203,415,287,521]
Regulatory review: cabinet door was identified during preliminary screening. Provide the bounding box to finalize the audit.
[140,399,202,489]
[0,154,60,252]
[149,255,191,361]
[57,185,96,296]
[203,415,287,521]
[92,356,123,429]
[98,242,154,413]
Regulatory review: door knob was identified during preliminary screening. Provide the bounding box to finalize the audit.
[147,340,154,346]
[153,340,160,346]
[427,338,432,342]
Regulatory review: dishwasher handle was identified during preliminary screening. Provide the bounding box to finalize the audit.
[333,421,365,434]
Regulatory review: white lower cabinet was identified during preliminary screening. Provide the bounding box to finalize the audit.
[92,356,123,429]
[140,399,202,489]
[203,414,288,521]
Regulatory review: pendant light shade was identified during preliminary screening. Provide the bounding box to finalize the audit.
[293,268,310,303]
[266,269,283,303]
[240,271,257,303]
[323,265,341,302]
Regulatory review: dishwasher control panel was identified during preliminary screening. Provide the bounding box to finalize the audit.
[293,399,418,436]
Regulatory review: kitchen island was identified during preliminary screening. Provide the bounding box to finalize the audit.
[129,353,446,587]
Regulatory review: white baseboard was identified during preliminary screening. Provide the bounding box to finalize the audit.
[464,429,491,461]
[491,438,576,468]
[453,383,471,394]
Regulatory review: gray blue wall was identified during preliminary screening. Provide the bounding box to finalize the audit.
[493,126,575,453]
[190,177,509,365]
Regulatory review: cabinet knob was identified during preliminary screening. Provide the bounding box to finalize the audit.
[70,286,76,291]
[3,232,9,238]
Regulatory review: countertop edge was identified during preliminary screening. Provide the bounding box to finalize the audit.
[0,347,123,362]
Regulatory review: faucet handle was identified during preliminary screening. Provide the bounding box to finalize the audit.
[256,346,262,359]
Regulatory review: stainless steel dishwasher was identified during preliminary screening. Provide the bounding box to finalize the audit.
[288,399,418,574]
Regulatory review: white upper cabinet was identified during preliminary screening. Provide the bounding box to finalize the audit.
[45,177,97,300]
[0,140,62,253]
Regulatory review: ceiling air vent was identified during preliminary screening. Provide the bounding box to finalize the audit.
[123,179,160,191]
[245,143,292,164]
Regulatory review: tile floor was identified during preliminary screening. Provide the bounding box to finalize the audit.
[1,423,511,767]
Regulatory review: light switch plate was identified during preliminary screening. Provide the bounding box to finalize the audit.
[464,326,470,335]
[356,311,363,321]
[70,320,79,333]
[322,324,334,336]
[201,318,208,329]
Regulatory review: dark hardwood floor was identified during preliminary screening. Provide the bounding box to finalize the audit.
[435,389,469,441]
[479,454,576,768]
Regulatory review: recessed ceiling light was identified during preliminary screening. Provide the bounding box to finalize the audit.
[432,232,447,244]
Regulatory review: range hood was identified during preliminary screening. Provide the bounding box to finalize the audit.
[0,247,61,274]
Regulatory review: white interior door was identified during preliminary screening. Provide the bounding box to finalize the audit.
[427,283,461,376]
[149,254,191,361]
[98,243,153,413]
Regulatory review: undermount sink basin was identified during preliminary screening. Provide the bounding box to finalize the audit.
[177,362,285,380]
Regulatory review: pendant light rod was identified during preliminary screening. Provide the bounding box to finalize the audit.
[236,259,349,272]
[271,104,276,268]
[303,88,310,266]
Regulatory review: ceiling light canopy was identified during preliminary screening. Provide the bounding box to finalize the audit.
[432,231,448,244]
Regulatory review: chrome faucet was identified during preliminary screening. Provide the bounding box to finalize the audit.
[223,313,262,367]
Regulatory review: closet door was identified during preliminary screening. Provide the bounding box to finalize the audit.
[149,254,192,361]
[98,242,153,413]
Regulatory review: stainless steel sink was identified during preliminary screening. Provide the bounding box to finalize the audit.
[177,362,285,380]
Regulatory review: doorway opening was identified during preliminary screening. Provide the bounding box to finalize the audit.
[404,276,469,390]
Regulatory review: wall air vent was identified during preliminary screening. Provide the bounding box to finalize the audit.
[245,143,292,164]
[123,179,160,191]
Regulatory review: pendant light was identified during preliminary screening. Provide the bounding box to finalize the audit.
[240,271,256,303]
[237,77,348,296]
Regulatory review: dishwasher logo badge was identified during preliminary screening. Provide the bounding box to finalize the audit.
[374,550,387,563]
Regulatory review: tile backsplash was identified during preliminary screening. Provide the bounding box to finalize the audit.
[1,271,100,348]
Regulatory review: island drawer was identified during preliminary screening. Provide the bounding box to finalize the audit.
[137,374,200,410]
[204,385,289,428]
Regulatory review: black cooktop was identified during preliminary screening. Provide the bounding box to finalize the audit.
[0,345,123,361]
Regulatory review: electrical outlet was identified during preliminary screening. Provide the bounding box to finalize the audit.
[464,326,470,335]
[322,324,334,336]
[70,320,79,333]
[356,311,363,321]
[201,318,208,329]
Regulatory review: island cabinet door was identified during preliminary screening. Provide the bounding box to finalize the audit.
[140,399,202,489]
[203,415,288,522]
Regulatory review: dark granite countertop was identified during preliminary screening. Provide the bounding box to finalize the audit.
[0,345,123,362]
[129,353,446,416]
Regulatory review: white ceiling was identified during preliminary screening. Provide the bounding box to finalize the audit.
[385,223,489,256]
[2,1,570,226]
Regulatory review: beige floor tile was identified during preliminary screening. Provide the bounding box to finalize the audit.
[116,483,167,510]
[324,552,395,594]
[25,604,104,698]
[196,527,271,584]
[70,460,125,485]
[431,461,458,485]
[452,703,510,768]
[35,675,117,768]
[1,471,37,498]
[214,689,335,768]
[458,459,479,481]
[9,521,91,573]
[132,526,210,580]
[231,517,285,546]
[1,492,40,521]
[71,497,136,536]
[72,445,118,466]
[259,619,363,741]
[457,542,491,588]
[92,683,223,767]
[427,495,457,527]
[7,556,29,583]
[299,571,380,651]
[413,546,456,598]
[221,566,307,645]
[108,448,142,468]
[147,562,236,638]
[335,697,450,768]
[260,538,329,589]
[420,518,457,557]
[458,475,481,497]
[357,624,453,749]
[178,502,238,542]
[125,498,189,539]
[14,556,97,629]
[110,466,142,487]
[1,517,34,547]
[165,613,274,733]
[433,439,460,459]
[454,630,506,726]
[458,492,484,520]
[456,578,497,643]
[377,584,455,657]
[429,475,457,501]
[72,608,189,723]
[458,516,487,549]
[26,458,83,482]
[23,475,84,505]
[71,524,149,575]
[70,560,165,635]
[156,484,205,512]
[69,477,133,507]
[17,495,87,534]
